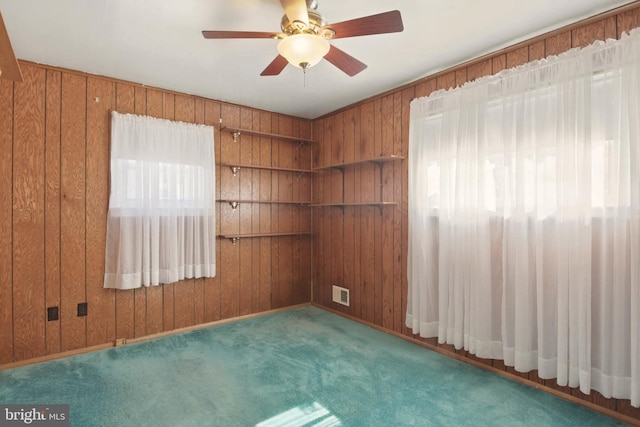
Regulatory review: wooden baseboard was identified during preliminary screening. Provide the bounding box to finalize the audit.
[0,303,311,371]
[312,303,640,427]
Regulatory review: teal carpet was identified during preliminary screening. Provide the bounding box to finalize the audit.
[0,306,627,426]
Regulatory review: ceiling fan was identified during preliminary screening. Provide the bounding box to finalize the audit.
[202,0,403,77]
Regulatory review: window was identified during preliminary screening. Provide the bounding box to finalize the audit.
[104,112,216,290]
[407,29,640,407]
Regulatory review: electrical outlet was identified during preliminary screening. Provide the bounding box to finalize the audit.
[47,306,59,321]
[77,302,88,317]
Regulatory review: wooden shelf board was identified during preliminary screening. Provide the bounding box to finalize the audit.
[219,232,312,243]
[218,163,311,174]
[310,202,398,207]
[220,126,316,144]
[218,199,313,205]
[313,155,404,171]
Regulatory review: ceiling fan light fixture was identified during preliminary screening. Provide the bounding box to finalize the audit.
[277,33,329,70]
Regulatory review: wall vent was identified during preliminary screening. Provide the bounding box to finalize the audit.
[332,285,350,306]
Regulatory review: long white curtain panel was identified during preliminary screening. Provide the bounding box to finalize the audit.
[407,29,640,406]
[104,112,216,290]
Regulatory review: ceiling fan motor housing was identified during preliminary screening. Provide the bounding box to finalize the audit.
[280,10,335,39]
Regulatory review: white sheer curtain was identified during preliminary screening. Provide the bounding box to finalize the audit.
[407,29,640,406]
[104,112,216,290]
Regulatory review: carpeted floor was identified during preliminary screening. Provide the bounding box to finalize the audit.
[0,306,628,426]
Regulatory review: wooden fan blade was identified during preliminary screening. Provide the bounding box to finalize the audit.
[0,11,24,82]
[202,30,277,39]
[280,0,309,26]
[330,10,403,39]
[260,55,289,76]
[324,45,367,77]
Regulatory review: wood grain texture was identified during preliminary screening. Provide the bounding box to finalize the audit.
[310,3,640,422]
[220,103,240,319]
[204,99,222,323]
[85,77,115,346]
[545,31,572,56]
[60,72,87,352]
[617,8,640,38]
[45,69,62,356]
[239,107,253,315]
[506,45,529,69]
[12,64,46,360]
[572,20,605,48]
[0,77,13,364]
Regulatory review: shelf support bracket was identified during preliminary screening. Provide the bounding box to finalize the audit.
[230,166,241,176]
[232,131,240,142]
[229,201,239,210]
[230,237,240,245]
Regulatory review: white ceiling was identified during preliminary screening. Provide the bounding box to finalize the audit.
[0,0,635,119]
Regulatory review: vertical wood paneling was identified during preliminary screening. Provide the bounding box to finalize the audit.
[12,64,46,360]
[85,77,115,346]
[60,72,87,352]
[239,107,254,315]
[204,100,222,323]
[250,112,262,311]
[311,3,640,422]
[392,92,403,333]
[436,72,456,91]
[572,20,605,48]
[2,61,312,366]
[220,103,240,319]
[277,116,294,307]
[467,60,492,83]
[298,121,312,304]
[372,100,382,325]
[258,111,273,311]
[45,70,62,356]
[400,86,414,336]
[617,8,640,37]
[0,78,13,364]
[342,109,355,316]
[529,40,546,61]
[3,2,638,420]
[359,102,375,323]
[546,31,572,56]
[381,94,394,330]
[506,46,529,68]
[312,119,324,305]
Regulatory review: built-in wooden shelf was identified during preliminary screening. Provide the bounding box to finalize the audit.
[312,155,404,212]
[313,155,404,171]
[220,126,316,145]
[310,201,398,213]
[218,199,312,209]
[219,232,312,244]
[219,162,311,177]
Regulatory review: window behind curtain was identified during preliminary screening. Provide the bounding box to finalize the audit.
[104,112,216,290]
[407,29,640,406]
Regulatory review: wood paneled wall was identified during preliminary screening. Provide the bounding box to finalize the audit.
[0,63,312,365]
[311,4,640,422]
